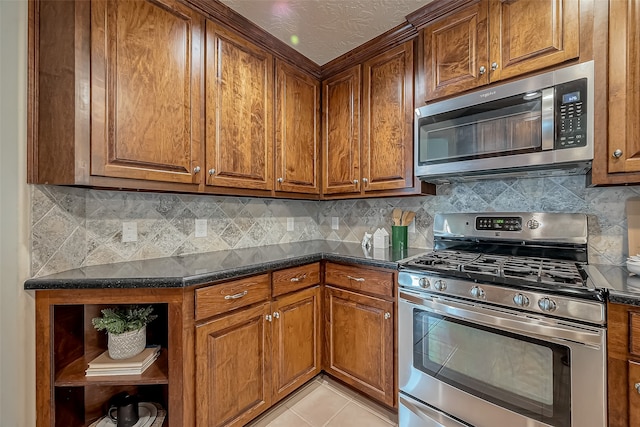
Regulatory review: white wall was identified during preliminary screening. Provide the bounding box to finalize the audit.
[0,0,35,425]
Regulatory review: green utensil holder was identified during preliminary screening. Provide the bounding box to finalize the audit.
[391,225,408,252]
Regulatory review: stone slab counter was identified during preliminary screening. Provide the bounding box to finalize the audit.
[24,240,425,290]
[587,264,640,306]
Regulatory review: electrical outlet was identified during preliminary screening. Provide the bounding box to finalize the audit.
[122,222,137,242]
[331,217,339,230]
[195,219,207,238]
[409,221,416,233]
[287,217,295,231]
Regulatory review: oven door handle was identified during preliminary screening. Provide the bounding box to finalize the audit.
[400,291,604,348]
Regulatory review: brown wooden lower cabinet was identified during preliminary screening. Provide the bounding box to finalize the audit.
[271,286,322,403]
[195,286,322,426]
[323,286,395,407]
[195,302,273,427]
[608,302,640,427]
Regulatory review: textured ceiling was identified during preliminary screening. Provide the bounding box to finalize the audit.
[219,0,434,65]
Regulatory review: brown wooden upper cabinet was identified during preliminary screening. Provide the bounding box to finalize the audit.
[423,0,580,101]
[322,65,362,195]
[606,0,640,176]
[90,0,204,184]
[205,21,274,191]
[275,60,321,194]
[323,41,416,196]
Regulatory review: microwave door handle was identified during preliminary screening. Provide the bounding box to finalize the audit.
[541,87,555,150]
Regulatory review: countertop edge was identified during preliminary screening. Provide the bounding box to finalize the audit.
[24,250,403,291]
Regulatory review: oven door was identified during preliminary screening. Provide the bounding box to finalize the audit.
[399,290,606,427]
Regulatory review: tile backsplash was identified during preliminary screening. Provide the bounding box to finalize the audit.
[31,175,639,276]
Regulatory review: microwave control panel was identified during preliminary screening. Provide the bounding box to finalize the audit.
[555,78,587,149]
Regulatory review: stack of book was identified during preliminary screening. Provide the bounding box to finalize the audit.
[85,345,161,376]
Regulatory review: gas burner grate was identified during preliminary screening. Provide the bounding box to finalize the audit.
[405,251,586,288]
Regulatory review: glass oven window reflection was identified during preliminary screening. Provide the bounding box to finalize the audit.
[413,309,570,427]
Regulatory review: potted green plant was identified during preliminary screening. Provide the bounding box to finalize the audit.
[92,305,157,359]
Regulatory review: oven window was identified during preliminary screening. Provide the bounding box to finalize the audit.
[413,309,570,427]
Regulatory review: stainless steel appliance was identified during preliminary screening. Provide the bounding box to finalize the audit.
[414,61,594,183]
[398,212,606,427]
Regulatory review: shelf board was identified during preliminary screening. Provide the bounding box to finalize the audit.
[54,348,169,387]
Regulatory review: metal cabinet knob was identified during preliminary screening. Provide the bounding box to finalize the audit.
[265,314,273,322]
[353,179,359,185]
[208,168,216,175]
[384,312,391,320]
[273,311,280,319]
[635,383,640,394]
[277,177,284,183]
[491,62,499,71]
[479,65,486,75]
[193,166,201,174]
[613,149,623,158]
[362,178,368,184]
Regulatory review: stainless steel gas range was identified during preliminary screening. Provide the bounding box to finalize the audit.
[398,212,606,427]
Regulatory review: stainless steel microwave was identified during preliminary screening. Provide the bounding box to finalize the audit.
[414,61,594,183]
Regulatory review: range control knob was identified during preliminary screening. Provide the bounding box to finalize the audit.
[513,293,530,307]
[434,280,447,291]
[538,297,557,312]
[470,286,485,299]
[418,277,431,289]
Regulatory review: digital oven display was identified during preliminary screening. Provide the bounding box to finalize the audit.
[475,216,522,231]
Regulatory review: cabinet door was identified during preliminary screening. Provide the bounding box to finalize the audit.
[271,286,321,402]
[488,0,579,82]
[362,41,414,192]
[322,65,361,194]
[275,60,320,194]
[630,360,640,426]
[608,0,640,174]
[91,0,203,184]
[323,286,394,406]
[205,22,273,191]
[196,303,272,427]
[423,1,489,100]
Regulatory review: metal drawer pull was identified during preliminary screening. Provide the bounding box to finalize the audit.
[290,274,307,282]
[224,290,248,300]
[636,383,640,394]
[347,275,365,282]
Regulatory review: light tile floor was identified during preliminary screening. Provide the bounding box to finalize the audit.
[247,375,398,427]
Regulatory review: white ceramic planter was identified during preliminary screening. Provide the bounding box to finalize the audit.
[108,326,146,359]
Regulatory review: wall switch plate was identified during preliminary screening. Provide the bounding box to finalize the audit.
[409,221,416,233]
[195,219,207,238]
[122,222,137,242]
[287,217,295,231]
[331,217,339,230]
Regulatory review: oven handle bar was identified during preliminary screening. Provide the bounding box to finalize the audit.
[399,393,471,427]
[400,291,604,348]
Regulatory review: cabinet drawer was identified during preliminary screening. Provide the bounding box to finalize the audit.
[325,263,394,298]
[195,274,270,321]
[272,263,320,297]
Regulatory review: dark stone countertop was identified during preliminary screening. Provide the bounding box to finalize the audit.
[587,264,640,306]
[24,240,425,290]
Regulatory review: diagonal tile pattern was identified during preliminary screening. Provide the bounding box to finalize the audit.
[31,174,640,277]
